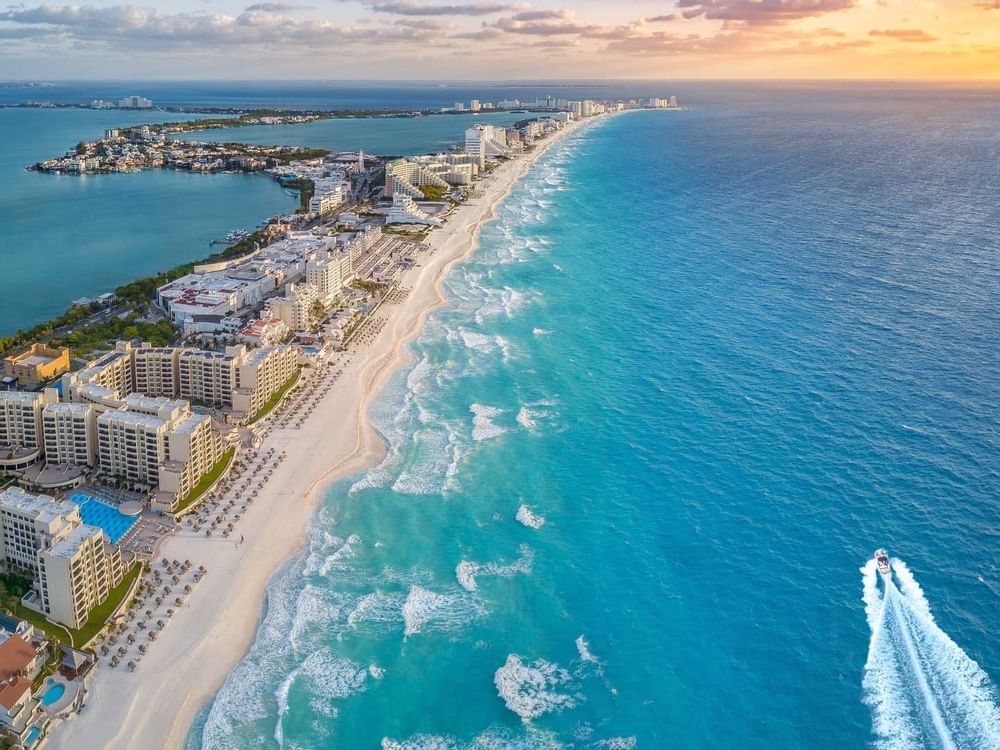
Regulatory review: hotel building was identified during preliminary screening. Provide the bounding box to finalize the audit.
[0,390,58,471]
[306,251,354,304]
[178,347,243,408]
[133,347,181,398]
[264,283,320,332]
[41,403,97,468]
[232,345,298,418]
[0,487,126,630]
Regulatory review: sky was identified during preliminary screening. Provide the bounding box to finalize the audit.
[0,0,997,80]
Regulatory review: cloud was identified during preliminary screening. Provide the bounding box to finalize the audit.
[244,2,312,11]
[869,28,937,42]
[361,0,518,15]
[0,4,442,48]
[675,0,854,25]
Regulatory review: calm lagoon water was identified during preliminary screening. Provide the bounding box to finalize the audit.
[0,108,293,334]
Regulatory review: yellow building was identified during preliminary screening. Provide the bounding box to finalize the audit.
[2,345,70,388]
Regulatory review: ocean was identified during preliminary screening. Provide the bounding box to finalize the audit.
[185,84,1000,749]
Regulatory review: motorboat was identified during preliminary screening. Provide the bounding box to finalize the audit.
[874,549,891,577]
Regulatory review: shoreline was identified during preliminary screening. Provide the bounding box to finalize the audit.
[45,114,593,750]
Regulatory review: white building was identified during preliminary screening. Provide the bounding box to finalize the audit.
[264,283,321,331]
[465,125,511,169]
[0,487,126,630]
[386,193,440,226]
[306,251,354,304]
[232,345,299,419]
[41,403,97,467]
[0,390,58,470]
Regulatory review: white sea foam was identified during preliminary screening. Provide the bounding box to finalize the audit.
[347,590,404,628]
[494,654,577,722]
[861,557,1000,750]
[576,635,600,665]
[532,327,551,336]
[369,664,386,680]
[455,545,534,592]
[516,505,546,530]
[471,404,507,442]
[402,585,480,637]
[595,738,637,750]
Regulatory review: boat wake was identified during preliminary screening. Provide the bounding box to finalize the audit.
[861,558,1000,750]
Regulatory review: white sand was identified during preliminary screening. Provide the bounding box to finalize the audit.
[46,116,588,750]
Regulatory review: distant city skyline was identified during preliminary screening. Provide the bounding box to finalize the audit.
[0,1,997,80]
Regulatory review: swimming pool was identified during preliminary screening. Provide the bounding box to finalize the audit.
[70,493,138,544]
[40,680,64,707]
[25,725,40,745]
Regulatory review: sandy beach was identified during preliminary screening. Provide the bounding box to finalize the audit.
[46,116,588,750]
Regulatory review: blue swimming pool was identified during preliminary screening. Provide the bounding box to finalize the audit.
[70,493,138,544]
[25,725,41,745]
[40,680,64,707]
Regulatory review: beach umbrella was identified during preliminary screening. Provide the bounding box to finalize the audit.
[139,645,147,654]
[111,656,120,667]
[156,620,165,629]
[118,646,127,656]
[128,661,136,672]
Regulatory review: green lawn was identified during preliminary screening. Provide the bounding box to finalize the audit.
[248,370,301,425]
[173,448,235,516]
[14,564,142,648]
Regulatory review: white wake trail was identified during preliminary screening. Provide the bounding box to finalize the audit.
[862,558,1000,750]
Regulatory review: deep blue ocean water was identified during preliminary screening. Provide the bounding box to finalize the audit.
[186,85,1000,749]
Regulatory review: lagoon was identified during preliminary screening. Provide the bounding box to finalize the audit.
[0,108,294,335]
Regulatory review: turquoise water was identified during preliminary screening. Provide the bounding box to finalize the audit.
[183,86,999,749]
[0,108,294,335]
[25,725,41,745]
[41,680,65,707]
[72,493,138,544]
[183,112,543,156]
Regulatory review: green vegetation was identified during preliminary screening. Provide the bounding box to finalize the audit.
[49,315,176,356]
[0,571,33,614]
[173,448,235,516]
[248,369,301,424]
[14,564,142,648]
[419,184,447,201]
[283,177,315,213]
[0,300,103,357]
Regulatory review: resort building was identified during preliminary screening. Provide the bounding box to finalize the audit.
[133,347,182,398]
[41,403,97,467]
[264,283,320,332]
[0,390,58,472]
[386,194,440,226]
[178,347,243,408]
[384,159,450,199]
[0,674,41,747]
[2,344,70,388]
[0,487,126,630]
[156,412,224,510]
[306,251,354,304]
[232,345,298,419]
[95,395,224,507]
[62,341,139,406]
[237,318,290,347]
[465,125,511,169]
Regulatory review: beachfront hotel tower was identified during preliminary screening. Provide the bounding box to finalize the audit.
[0,487,125,629]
